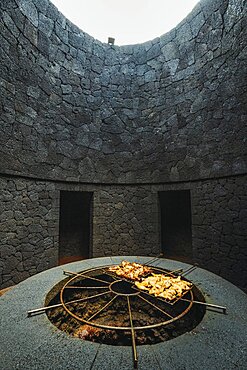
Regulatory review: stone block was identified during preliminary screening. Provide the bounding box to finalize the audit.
[19,0,38,27]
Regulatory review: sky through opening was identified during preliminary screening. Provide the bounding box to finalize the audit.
[50,0,200,45]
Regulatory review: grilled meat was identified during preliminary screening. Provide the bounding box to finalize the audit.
[108,260,151,281]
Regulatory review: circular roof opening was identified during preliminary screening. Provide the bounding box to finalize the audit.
[50,0,200,45]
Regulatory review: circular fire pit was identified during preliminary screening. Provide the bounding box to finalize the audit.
[1,257,247,370]
[45,264,205,351]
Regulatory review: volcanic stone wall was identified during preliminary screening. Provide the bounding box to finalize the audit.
[192,176,247,289]
[1,176,246,290]
[0,176,59,287]
[0,0,246,290]
[1,0,246,182]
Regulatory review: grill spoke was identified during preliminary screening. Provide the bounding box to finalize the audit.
[127,296,138,368]
[180,298,226,313]
[138,294,174,319]
[27,291,111,316]
[101,268,119,281]
[63,270,110,284]
[86,295,118,322]
[179,265,197,277]
[66,290,112,305]
[163,268,183,276]
[137,288,173,306]
[64,286,108,289]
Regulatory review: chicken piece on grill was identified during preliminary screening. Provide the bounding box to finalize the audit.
[108,261,152,281]
[135,281,150,290]
[135,273,192,301]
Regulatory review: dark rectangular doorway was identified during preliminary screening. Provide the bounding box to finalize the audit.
[59,191,93,265]
[159,190,192,262]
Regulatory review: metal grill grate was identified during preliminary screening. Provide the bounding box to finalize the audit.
[28,263,226,368]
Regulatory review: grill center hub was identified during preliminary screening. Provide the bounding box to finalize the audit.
[109,280,140,296]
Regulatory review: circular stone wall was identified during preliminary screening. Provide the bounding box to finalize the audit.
[0,0,246,292]
[0,0,246,183]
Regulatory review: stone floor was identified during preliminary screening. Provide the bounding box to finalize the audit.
[0,286,12,297]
